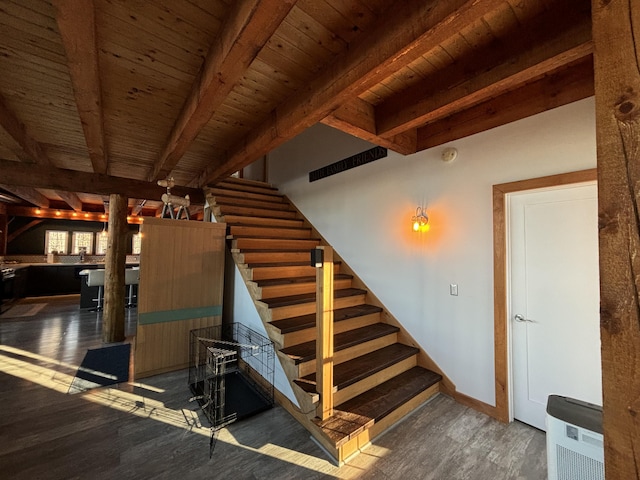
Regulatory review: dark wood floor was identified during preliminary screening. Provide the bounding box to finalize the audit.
[0,296,547,479]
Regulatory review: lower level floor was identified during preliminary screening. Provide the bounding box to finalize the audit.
[0,296,546,479]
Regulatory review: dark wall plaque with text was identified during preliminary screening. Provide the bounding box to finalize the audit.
[309,146,388,182]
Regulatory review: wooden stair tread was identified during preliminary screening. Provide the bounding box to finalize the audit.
[222,216,304,228]
[232,238,320,251]
[213,197,295,210]
[208,188,284,203]
[249,261,312,268]
[238,248,312,253]
[249,260,341,268]
[230,224,310,232]
[261,288,366,308]
[217,177,276,189]
[228,227,312,240]
[255,273,351,287]
[281,323,399,364]
[294,343,419,393]
[270,304,382,334]
[215,181,280,195]
[218,205,298,219]
[313,367,442,447]
[233,235,318,241]
[217,179,279,190]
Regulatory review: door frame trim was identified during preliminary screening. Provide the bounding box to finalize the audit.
[491,168,597,422]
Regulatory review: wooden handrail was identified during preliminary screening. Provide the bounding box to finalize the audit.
[314,246,334,420]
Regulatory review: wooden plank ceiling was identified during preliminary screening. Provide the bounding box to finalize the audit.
[0,0,593,215]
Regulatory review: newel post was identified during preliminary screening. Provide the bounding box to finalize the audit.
[312,246,334,420]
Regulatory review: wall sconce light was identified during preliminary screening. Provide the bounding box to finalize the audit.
[411,207,430,232]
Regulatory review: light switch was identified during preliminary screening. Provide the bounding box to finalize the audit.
[450,284,458,296]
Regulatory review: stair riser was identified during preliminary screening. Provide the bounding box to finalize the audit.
[229,226,312,239]
[233,238,319,250]
[337,385,440,464]
[258,277,352,299]
[267,294,366,321]
[333,356,417,407]
[224,216,305,228]
[251,263,340,281]
[212,196,295,211]
[217,205,298,219]
[296,332,399,377]
[275,312,382,348]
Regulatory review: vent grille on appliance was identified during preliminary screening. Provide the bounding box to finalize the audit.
[556,445,604,480]
[546,395,603,480]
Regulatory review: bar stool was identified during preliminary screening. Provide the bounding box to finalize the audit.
[125,268,139,308]
[86,269,105,312]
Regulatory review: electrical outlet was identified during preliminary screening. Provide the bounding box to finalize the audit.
[450,284,458,296]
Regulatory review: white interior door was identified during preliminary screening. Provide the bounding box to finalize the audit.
[508,182,601,431]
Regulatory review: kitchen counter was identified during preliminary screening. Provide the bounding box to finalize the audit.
[2,263,139,298]
[1,262,139,268]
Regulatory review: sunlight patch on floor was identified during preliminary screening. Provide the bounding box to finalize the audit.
[0,344,80,372]
[0,345,390,478]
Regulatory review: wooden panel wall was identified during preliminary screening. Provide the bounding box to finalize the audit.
[134,217,226,378]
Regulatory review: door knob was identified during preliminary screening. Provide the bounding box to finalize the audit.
[514,314,533,322]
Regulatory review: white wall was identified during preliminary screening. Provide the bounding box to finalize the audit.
[213,210,300,405]
[225,263,299,405]
[265,98,597,406]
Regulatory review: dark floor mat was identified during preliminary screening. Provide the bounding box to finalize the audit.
[69,343,130,394]
[191,370,272,427]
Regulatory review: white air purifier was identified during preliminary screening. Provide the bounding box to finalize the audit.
[546,395,604,480]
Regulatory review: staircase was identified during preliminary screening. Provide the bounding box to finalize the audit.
[206,177,452,464]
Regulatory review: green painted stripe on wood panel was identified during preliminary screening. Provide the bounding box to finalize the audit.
[138,305,223,325]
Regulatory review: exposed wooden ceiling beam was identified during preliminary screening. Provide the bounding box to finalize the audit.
[52,0,108,175]
[0,94,50,165]
[55,191,83,212]
[0,184,49,209]
[7,219,44,243]
[376,3,593,137]
[148,0,297,182]
[131,199,146,216]
[194,0,504,186]
[0,159,205,204]
[321,99,417,155]
[416,59,595,151]
[0,93,85,211]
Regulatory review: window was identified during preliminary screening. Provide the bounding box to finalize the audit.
[72,232,94,254]
[45,230,68,254]
[132,233,142,255]
[95,231,108,255]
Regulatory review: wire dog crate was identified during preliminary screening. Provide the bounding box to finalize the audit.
[189,323,275,429]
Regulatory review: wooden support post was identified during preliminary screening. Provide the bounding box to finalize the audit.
[0,203,7,256]
[103,193,127,343]
[314,246,334,420]
[592,0,640,476]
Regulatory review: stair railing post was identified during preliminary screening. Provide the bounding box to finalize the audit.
[312,246,334,420]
